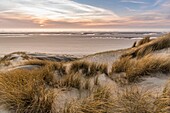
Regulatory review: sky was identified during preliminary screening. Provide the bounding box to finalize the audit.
[0,0,170,31]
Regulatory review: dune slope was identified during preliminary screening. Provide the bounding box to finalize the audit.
[0,34,170,113]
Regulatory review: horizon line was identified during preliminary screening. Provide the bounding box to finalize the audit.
[0,28,170,32]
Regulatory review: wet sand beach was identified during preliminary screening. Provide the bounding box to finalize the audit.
[0,34,139,56]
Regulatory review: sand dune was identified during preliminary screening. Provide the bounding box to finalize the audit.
[0,33,170,113]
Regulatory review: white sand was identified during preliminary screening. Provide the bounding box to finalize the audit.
[139,73,170,95]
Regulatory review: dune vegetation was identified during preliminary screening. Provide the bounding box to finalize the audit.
[0,69,54,113]
[154,80,170,113]
[122,33,170,58]
[0,67,169,113]
[111,54,170,83]
[0,34,169,113]
[69,61,108,76]
[111,34,170,83]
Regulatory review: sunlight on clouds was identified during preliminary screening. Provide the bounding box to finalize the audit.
[0,0,119,26]
[0,0,170,29]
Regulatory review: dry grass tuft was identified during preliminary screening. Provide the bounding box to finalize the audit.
[92,86,112,100]
[96,64,108,75]
[24,59,51,66]
[0,66,169,113]
[132,41,137,48]
[25,60,67,77]
[0,52,30,66]
[136,36,151,47]
[62,86,113,113]
[69,61,89,75]
[126,55,170,82]
[112,86,155,113]
[154,80,170,113]
[111,56,132,73]
[1,52,29,61]
[86,63,108,76]
[0,59,11,66]
[69,61,108,76]
[122,33,170,58]
[47,62,67,76]
[53,72,94,90]
[60,83,170,113]
[0,69,55,113]
[55,73,83,89]
[111,55,170,83]
[111,34,170,83]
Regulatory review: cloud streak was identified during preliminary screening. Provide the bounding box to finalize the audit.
[153,0,163,6]
[121,0,147,4]
[0,0,170,30]
[0,0,119,26]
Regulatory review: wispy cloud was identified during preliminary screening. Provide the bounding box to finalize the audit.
[0,0,170,30]
[0,0,119,26]
[161,1,170,7]
[121,0,147,4]
[126,7,138,12]
[153,0,163,6]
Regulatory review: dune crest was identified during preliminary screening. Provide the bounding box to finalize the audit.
[0,34,170,113]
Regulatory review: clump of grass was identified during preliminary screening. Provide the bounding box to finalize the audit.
[154,80,170,112]
[39,65,56,86]
[69,61,108,76]
[122,33,170,58]
[136,36,151,47]
[86,63,108,76]
[24,59,51,66]
[111,55,170,83]
[0,69,55,113]
[132,41,137,48]
[25,60,67,77]
[62,86,113,113]
[112,86,155,113]
[84,79,92,90]
[131,36,151,48]
[92,86,112,100]
[0,59,11,66]
[112,73,129,86]
[1,52,29,62]
[69,61,89,75]
[96,63,107,75]
[94,75,99,86]
[54,72,94,90]
[55,73,83,89]
[126,55,170,82]
[0,52,31,66]
[111,56,132,73]
[47,62,67,76]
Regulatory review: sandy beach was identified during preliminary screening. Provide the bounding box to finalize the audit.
[0,34,139,56]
